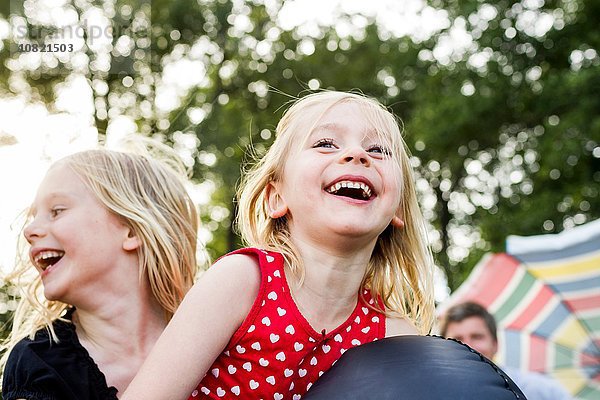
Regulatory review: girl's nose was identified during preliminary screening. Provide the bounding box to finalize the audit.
[24,218,45,244]
[340,146,371,167]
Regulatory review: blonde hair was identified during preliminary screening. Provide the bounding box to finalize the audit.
[237,91,435,334]
[1,135,200,369]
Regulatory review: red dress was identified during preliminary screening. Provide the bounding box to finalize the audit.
[188,248,386,400]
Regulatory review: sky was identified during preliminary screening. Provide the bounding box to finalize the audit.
[0,0,451,301]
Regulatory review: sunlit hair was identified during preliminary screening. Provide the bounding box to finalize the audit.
[237,91,435,334]
[1,135,200,369]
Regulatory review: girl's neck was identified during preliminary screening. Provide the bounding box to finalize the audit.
[290,232,376,288]
[286,235,374,332]
[72,294,166,393]
[73,299,165,350]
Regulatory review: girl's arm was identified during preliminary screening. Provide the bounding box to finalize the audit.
[121,253,261,400]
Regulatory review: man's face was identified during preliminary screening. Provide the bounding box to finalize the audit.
[444,316,498,360]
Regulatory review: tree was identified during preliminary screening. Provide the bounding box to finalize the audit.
[407,0,600,287]
[1,0,598,296]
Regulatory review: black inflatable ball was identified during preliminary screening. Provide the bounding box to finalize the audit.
[304,335,526,400]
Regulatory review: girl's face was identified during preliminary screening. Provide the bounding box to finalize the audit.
[23,162,139,306]
[270,101,403,247]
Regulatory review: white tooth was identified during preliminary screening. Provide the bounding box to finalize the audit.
[360,184,368,197]
[341,182,347,188]
[335,183,341,191]
[35,250,64,263]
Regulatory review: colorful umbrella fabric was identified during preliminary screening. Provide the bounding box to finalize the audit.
[439,219,600,400]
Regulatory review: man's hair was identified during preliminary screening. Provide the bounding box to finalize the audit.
[440,301,498,342]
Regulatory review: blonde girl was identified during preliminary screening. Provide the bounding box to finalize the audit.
[1,136,200,400]
[123,91,435,400]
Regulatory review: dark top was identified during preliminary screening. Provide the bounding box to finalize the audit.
[2,309,118,400]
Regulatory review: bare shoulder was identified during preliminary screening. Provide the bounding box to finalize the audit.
[208,253,261,283]
[193,253,261,300]
[181,252,261,322]
[385,313,419,337]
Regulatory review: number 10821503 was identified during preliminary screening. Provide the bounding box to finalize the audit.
[17,43,74,53]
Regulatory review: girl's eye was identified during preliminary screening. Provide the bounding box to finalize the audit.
[312,138,337,149]
[367,145,392,156]
[51,208,65,217]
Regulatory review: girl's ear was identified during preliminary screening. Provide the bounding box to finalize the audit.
[391,207,405,229]
[266,181,288,218]
[391,216,405,229]
[123,228,142,251]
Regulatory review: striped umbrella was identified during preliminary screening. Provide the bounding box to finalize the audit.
[439,219,600,400]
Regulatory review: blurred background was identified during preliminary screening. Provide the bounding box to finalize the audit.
[0,0,598,391]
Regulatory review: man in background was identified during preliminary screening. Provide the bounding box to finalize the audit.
[440,301,572,400]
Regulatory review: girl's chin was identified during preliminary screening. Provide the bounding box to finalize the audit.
[42,289,63,302]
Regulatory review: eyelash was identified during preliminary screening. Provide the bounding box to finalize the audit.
[367,145,392,156]
[312,138,391,156]
[313,138,337,148]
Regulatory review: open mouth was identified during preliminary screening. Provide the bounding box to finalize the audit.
[325,180,373,200]
[33,250,65,271]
